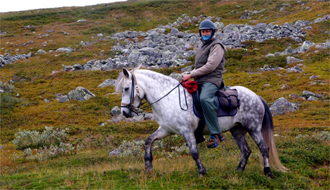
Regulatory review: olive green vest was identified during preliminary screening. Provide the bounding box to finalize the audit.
[194,37,225,88]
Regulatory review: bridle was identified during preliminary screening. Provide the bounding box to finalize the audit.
[121,72,188,116]
[120,72,143,115]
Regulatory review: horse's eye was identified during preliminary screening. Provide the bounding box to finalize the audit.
[124,87,129,91]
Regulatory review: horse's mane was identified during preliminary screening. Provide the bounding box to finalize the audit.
[115,66,178,93]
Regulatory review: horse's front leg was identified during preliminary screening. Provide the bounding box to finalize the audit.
[181,130,207,176]
[145,127,170,173]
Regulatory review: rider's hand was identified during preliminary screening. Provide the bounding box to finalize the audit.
[182,74,192,81]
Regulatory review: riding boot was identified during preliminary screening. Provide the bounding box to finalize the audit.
[207,133,225,148]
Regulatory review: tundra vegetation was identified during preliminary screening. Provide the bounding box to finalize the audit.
[0,0,329,189]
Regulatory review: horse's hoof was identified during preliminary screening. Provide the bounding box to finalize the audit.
[235,166,245,171]
[264,171,273,178]
[145,165,153,173]
[264,167,273,178]
[198,171,207,177]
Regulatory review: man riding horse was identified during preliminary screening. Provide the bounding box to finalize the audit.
[182,20,226,148]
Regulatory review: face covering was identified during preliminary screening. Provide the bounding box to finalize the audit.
[202,34,211,41]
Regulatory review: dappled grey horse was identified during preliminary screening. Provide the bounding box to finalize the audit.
[115,68,287,177]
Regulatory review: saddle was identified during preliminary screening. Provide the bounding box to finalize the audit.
[192,87,240,119]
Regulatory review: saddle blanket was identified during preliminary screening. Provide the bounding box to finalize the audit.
[192,88,240,118]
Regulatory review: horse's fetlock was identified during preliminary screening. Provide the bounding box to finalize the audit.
[191,152,199,160]
[145,156,153,162]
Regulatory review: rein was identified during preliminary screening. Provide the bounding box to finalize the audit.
[121,72,188,114]
[146,81,188,111]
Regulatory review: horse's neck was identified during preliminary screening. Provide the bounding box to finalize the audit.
[135,71,179,104]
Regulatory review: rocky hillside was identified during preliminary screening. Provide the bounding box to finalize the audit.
[0,1,329,188]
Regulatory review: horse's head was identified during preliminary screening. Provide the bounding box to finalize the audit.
[115,68,145,118]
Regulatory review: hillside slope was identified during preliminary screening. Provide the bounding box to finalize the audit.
[0,0,329,189]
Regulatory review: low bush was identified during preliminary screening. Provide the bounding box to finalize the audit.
[12,126,82,161]
[117,135,190,158]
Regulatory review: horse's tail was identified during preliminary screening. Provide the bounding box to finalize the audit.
[259,96,288,172]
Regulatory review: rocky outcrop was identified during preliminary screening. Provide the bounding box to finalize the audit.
[58,87,95,103]
[60,13,329,72]
[0,53,32,68]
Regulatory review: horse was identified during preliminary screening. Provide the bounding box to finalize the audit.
[115,67,287,177]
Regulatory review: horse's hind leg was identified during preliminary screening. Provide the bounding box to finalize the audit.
[181,131,206,176]
[230,124,251,171]
[145,127,170,173]
[248,130,272,177]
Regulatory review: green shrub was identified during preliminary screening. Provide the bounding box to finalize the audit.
[0,93,22,110]
[13,126,82,161]
[13,126,68,150]
[117,135,190,158]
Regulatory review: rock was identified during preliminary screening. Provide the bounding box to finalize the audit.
[44,99,51,103]
[309,75,319,80]
[56,47,74,53]
[109,149,120,156]
[214,22,225,30]
[77,19,86,22]
[98,79,116,88]
[300,41,314,51]
[144,113,154,120]
[307,96,318,101]
[286,56,303,64]
[169,72,183,80]
[37,49,47,54]
[287,66,304,73]
[133,115,144,122]
[170,28,179,35]
[110,106,121,116]
[302,90,323,98]
[281,84,289,90]
[270,97,298,116]
[58,95,69,103]
[79,41,86,47]
[67,87,95,101]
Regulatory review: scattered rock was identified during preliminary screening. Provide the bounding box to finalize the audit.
[302,90,323,98]
[67,87,95,101]
[98,79,116,88]
[111,106,121,116]
[56,47,74,53]
[37,49,47,54]
[270,97,298,116]
[286,56,303,64]
[109,149,120,156]
[307,96,318,101]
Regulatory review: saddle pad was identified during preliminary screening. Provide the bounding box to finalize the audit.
[193,101,238,118]
[192,89,238,119]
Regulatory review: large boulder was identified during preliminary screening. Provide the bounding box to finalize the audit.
[269,97,298,116]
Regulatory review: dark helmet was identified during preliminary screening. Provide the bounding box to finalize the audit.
[199,20,216,38]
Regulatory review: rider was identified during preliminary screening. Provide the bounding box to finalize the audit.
[182,20,226,148]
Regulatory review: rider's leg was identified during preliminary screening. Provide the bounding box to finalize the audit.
[200,82,224,148]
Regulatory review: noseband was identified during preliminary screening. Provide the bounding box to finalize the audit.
[121,72,143,114]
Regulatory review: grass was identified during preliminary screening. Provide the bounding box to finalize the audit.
[0,0,329,189]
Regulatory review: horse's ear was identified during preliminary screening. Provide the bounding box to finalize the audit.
[123,68,130,78]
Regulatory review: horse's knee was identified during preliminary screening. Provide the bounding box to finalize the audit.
[145,136,153,146]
